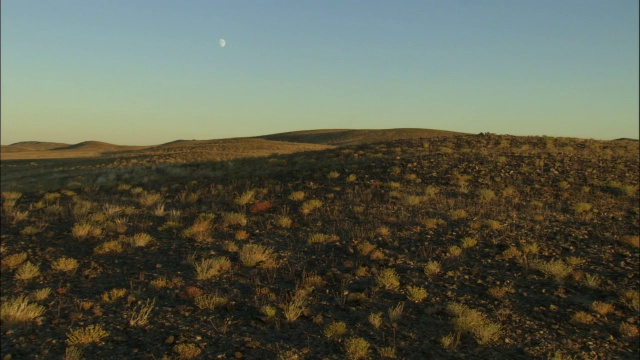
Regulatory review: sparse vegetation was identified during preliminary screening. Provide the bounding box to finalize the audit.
[1,132,638,359]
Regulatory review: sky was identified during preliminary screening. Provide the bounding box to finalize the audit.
[1,0,638,145]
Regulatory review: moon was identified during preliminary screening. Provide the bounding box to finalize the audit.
[219,38,226,48]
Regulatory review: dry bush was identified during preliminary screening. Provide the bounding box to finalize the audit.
[51,257,79,273]
[590,301,614,316]
[1,295,45,326]
[129,298,155,326]
[535,259,573,282]
[357,241,376,255]
[101,288,127,303]
[195,294,228,311]
[66,324,109,346]
[424,260,441,276]
[344,337,370,360]
[239,244,273,267]
[234,190,255,206]
[31,288,52,302]
[368,312,383,329]
[300,199,323,215]
[572,311,594,325]
[283,292,307,322]
[405,286,428,303]
[376,268,400,290]
[619,322,639,338]
[288,191,306,201]
[619,235,639,248]
[127,233,153,247]
[94,240,123,254]
[14,261,40,281]
[276,215,293,228]
[194,257,231,280]
[324,321,347,339]
[2,252,27,269]
[222,212,247,227]
[174,343,201,359]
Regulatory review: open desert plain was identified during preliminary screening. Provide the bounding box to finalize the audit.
[0,129,638,359]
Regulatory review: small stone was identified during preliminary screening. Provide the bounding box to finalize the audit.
[164,335,175,344]
[234,352,243,359]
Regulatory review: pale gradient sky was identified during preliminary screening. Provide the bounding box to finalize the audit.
[2,1,638,145]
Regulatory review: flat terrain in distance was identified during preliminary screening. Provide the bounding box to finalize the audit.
[1,129,638,359]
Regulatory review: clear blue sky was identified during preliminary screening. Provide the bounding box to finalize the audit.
[2,1,638,145]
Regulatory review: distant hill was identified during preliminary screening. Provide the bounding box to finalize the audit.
[51,141,147,152]
[2,141,70,153]
[1,128,465,160]
[257,128,466,146]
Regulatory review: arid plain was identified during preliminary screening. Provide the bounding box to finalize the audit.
[1,129,638,359]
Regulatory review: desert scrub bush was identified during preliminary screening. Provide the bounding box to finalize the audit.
[440,333,458,351]
[20,225,44,236]
[31,288,52,302]
[276,215,293,228]
[102,203,122,218]
[260,304,277,319]
[1,295,45,326]
[66,324,109,346]
[325,321,348,339]
[129,298,155,326]
[535,259,573,283]
[72,222,102,240]
[421,218,446,229]
[14,261,40,281]
[619,322,639,338]
[94,240,123,254]
[127,232,153,247]
[375,225,391,237]
[590,301,614,317]
[234,190,256,206]
[582,273,601,289]
[405,285,428,303]
[101,288,127,303]
[424,260,441,275]
[447,303,501,345]
[182,216,214,242]
[572,202,592,214]
[138,191,163,208]
[300,199,323,215]
[477,189,496,202]
[449,209,468,220]
[195,294,228,311]
[620,289,639,311]
[288,191,306,201]
[194,257,231,280]
[344,337,370,360]
[51,256,79,273]
[571,311,594,325]
[368,312,383,329]
[152,203,166,217]
[487,286,511,300]
[222,212,247,227]
[1,252,27,269]
[376,268,400,290]
[618,235,639,248]
[283,292,308,322]
[327,171,340,179]
[388,302,405,324]
[357,241,376,256]
[447,245,463,258]
[377,346,397,358]
[307,233,338,244]
[401,194,422,206]
[239,244,274,267]
[174,343,201,359]
[346,174,357,182]
[64,346,83,360]
[461,237,478,249]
